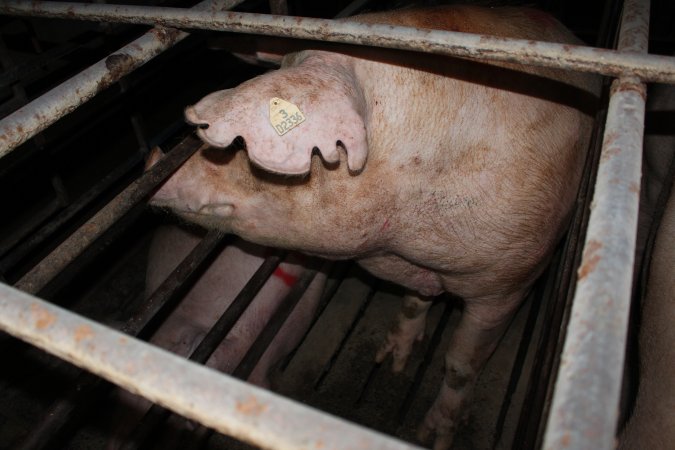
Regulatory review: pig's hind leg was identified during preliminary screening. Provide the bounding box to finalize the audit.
[417,291,523,450]
[376,293,433,372]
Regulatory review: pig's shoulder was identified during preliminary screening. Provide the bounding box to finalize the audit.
[350,6,578,44]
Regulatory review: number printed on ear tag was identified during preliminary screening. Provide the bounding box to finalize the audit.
[269,97,306,136]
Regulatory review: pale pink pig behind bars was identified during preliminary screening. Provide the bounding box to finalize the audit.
[150,5,600,449]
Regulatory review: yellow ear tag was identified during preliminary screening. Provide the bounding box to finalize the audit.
[269,97,306,136]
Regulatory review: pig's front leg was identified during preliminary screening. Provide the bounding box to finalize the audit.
[376,293,433,372]
[418,292,523,450]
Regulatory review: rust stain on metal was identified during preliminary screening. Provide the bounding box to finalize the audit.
[600,146,621,163]
[578,239,603,280]
[560,432,571,447]
[236,396,268,416]
[149,27,181,46]
[629,182,640,194]
[74,324,94,343]
[105,53,134,75]
[610,78,646,98]
[30,303,56,329]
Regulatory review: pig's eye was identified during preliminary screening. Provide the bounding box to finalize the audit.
[197,123,209,130]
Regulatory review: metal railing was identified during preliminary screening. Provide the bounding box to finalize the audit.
[0,0,672,449]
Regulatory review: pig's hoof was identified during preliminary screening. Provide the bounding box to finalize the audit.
[374,326,424,372]
[416,384,469,450]
[416,411,458,450]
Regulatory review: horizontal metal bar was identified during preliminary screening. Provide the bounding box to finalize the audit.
[1,1,674,86]
[14,134,202,295]
[0,282,422,450]
[14,229,229,450]
[0,0,245,159]
[543,1,648,449]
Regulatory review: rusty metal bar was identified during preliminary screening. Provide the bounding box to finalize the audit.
[124,251,288,449]
[0,152,143,277]
[14,135,202,295]
[15,229,229,450]
[0,281,423,450]
[1,1,674,86]
[543,1,649,449]
[0,0,245,158]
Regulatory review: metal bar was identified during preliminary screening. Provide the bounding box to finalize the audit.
[14,134,202,295]
[15,229,228,450]
[0,152,143,275]
[0,0,245,158]
[232,265,320,380]
[123,229,230,336]
[1,1,674,85]
[0,282,422,450]
[124,251,285,449]
[543,1,649,449]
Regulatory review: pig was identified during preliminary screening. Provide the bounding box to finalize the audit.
[619,176,674,450]
[618,82,675,450]
[107,225,326,449]
[150,6,600,449]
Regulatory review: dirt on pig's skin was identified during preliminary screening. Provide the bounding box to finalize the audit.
[151,5,600,449]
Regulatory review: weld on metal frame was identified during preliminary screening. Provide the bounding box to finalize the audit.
[0,0,245,158]
[543,0,649,449]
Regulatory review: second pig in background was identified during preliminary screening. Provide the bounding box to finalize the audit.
[107,224,326,450]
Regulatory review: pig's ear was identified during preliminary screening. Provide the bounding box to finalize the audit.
[242,94,368,176]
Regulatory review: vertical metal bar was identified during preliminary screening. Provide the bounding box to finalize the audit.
[543,1,649,449]
[0,0,245,158]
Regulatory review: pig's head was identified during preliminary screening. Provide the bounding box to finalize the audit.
[184,51,369,176]
[146,138,389,258]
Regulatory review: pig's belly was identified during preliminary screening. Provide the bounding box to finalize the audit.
[357,254,445,297]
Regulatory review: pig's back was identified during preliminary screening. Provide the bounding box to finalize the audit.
[350,5,596,90]
[345,6,599,297]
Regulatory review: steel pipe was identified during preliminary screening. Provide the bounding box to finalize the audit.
[0,152,143,276]
[14,135,202,295]
[0,0,245,158]
[0,281,422,450]
[1,1,674,86]
[543,0,649,449]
